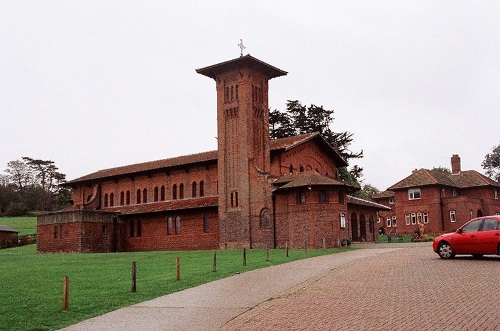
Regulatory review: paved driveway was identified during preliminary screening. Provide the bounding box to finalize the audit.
[61,243,499,331]
[222,243,500,331]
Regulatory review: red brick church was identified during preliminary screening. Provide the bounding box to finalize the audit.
[37,54,389,253]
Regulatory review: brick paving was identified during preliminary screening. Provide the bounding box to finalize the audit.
[221,244,500,331]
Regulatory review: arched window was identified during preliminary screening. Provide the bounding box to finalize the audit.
[289,165,293,174]
[192,182,197,198]
[199,181,204,197]
[126,191,131,205]
[136,219,142,237]
[104,193,109,207]
[160,186,165,201]
[143,188,148,203]
[120,191,125,205]
[299,166,304,172]
[175,216,181,234]
[179,184,184,199]
[154,187,159,202]
[167,217,173,235]
[136,189,141,204]
[172,184,177,200]
[109,193,114,207]
[203,214,209,233]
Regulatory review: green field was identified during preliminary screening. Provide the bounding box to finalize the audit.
[0,216,37,235]
[0,244,352,331]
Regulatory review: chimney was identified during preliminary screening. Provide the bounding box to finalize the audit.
[451,154,461,174]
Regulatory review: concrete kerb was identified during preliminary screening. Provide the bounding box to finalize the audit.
[59,244,420,331]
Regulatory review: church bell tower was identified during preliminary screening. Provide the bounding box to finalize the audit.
[196,50,287,248]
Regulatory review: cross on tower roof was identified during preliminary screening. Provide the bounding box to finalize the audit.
[238,39,246,57]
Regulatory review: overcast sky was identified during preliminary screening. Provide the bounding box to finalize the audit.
[1,1,498,191]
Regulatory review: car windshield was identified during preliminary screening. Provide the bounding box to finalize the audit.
[461,219,482,233]
[481,219,499,231]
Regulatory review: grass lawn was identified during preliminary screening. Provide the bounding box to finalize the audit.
[0,244,353,331]
[0,216,37,235]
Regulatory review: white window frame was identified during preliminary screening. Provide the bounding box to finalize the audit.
[411,213,417,225]
[450,210,456,223]
[392,216,397,227]
[423,212,429,224]
[494,188,498,199]
[389,198,395,204]
[452,189,458,197]
[340,213,346,229]
[408,188,421,200]
[417,213,422,224]
[405,214,410,225]
[386,216,391,227]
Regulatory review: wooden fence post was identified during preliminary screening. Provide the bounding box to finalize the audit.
[62,275,69,310]
[213,250,217,272]
[266,247,270,262]
[286,241,289,257]
[243,248,247,266]
[176,257,180,280]
[131,261,137,292]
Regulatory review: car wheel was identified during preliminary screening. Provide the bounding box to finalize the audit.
[438,242,455,259]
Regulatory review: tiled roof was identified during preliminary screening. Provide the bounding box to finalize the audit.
[273,171,349,190]
[105,196,218,215]
[388,168,500,190]
[372,190,395,199]
[347,195,392,211]
[65,133,347,185]
[0,225,19,233]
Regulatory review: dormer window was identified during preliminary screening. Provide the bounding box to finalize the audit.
[408,188,421,200]
[389,197,395,204]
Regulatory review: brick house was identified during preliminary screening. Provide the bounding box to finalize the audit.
[37,54,389,253]
[0,224,19,249]
[373,154,500,235]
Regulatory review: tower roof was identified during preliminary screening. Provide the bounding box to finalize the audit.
[196,54,287,80]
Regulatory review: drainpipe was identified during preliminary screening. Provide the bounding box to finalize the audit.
[272,193,277,249]
[440,187,445,231]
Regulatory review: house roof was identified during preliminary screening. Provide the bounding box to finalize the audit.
[196,54,287,80]
[105,196,218,215]
[372,190,395,199]
[388,168,500,190]
[65,133,347,186]
[273,171,350,190]
[347,196,392,211]
[0,225,19,233]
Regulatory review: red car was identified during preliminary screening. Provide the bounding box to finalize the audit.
[433,215,500,259]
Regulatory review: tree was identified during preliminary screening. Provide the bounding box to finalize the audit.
[269,100,363,184]
[356,183,380,201]
[482,143,500,182]
[432,166,451,174]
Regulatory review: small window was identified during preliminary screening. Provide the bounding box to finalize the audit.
[408,188,421,200]
[179,184,184,199]
[120,191,125,205]
[143,189,148,203]
[154,187,159,202]
[340,213,346,229]
[160,186,166,201]
[450,210,456,223]
[172,184,177,200]
[175,216,181,234]
[411,213,416,225]
[405,214,410,225]
[392,216,397,227]
[199,181,204,197]
[389,198,395,204]
[136,220,142,237]
[298,191,306,204]
[192,182,197,198]
[423,212,429,224]
[260,209,271,229]
[495,189,498,199]
[299,166,304,172]
[289,165,293,174]
[203,214,209,233]
[136,189,141,204]
[102,225,108,238]
[452,189,458,197]
[109,193,114,207]
[54,225,58,239]
[231,191,239,207]
[104,193,109,207]
[319,190,327,203]
[167,217,173,235]
[417,213,422,224]
[126,191,131,205]
[386,217,391,227]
